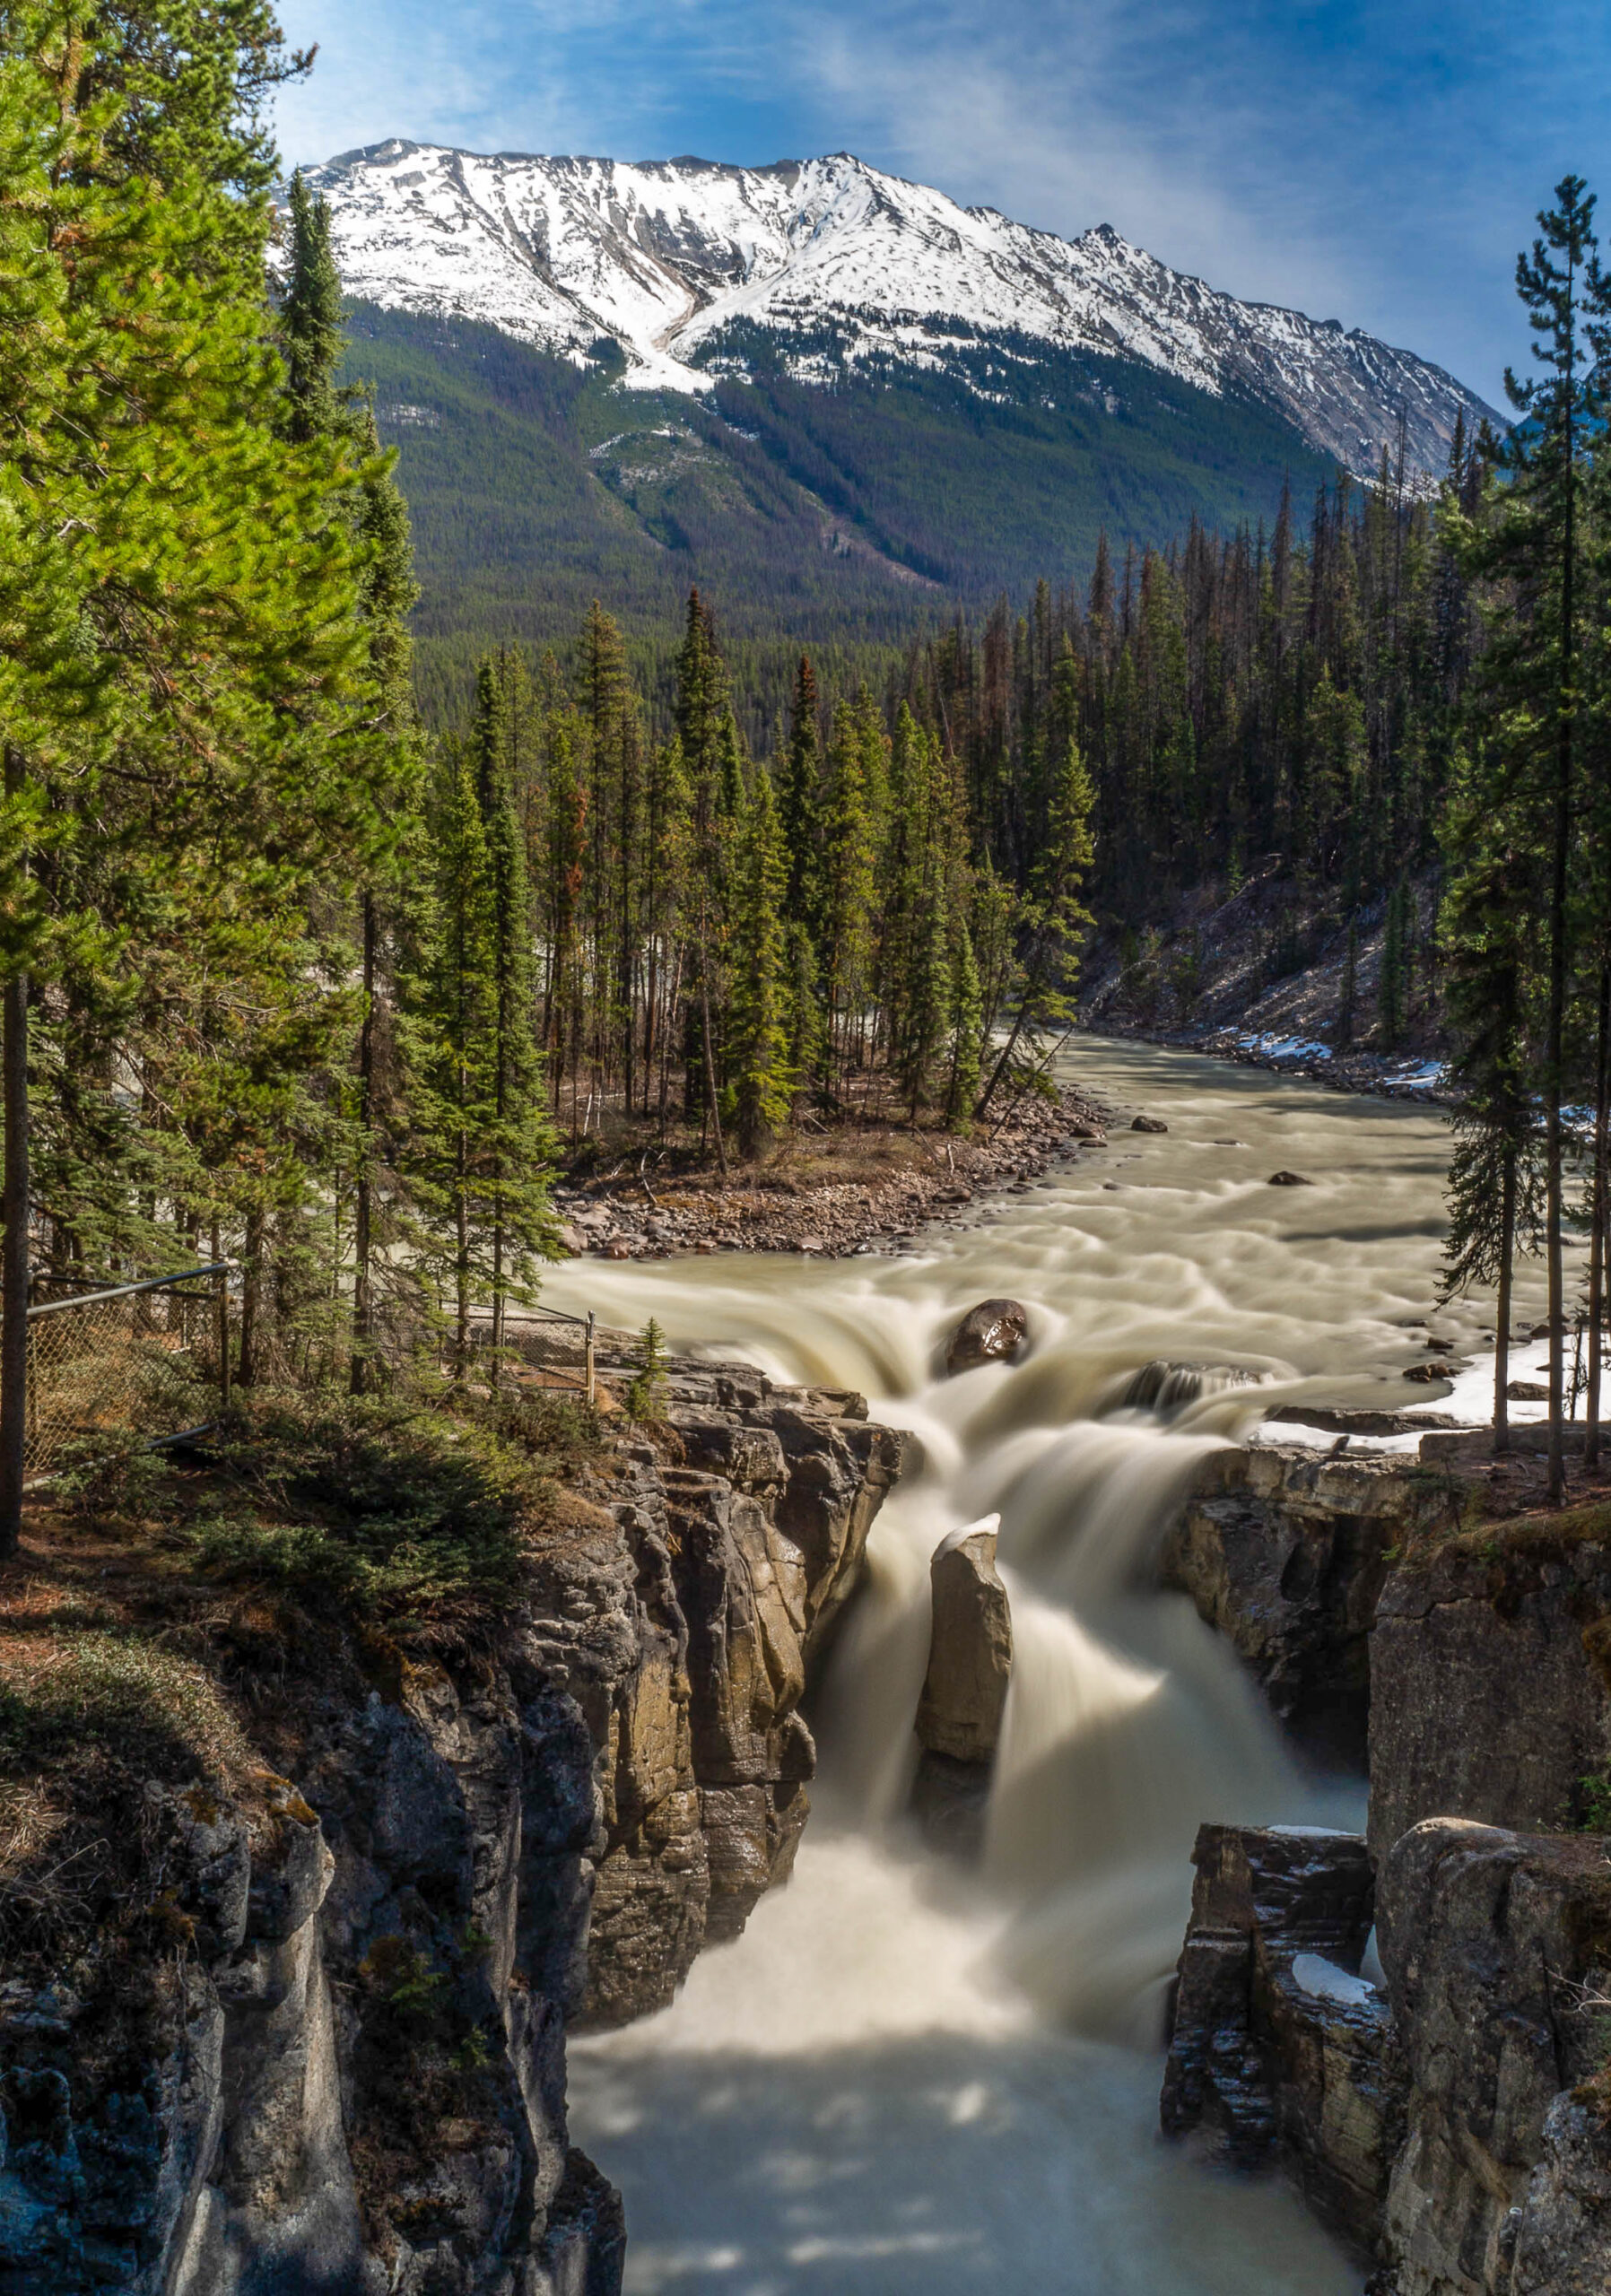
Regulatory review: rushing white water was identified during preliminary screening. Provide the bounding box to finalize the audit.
[548,1041,1565,2296]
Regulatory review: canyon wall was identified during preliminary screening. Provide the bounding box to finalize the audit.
[0,1363,900,2293]
[1162,1441,1611,2294]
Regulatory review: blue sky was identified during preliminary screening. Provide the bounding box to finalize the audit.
[274,0,1611,405]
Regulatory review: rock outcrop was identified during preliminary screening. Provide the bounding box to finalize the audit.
[911,1518,1013,1857]
[944,1300,1030,1375]
[1369,1530,1611,1867]
[1375,1819,1611,2296]
[1161,1444,1464,1767]
[566,1361,901,2005]
[0,1697,623,2296]
[1162,1822,1405,2260]
[1160,1446,1611,2294]
[0,1358,901,2292]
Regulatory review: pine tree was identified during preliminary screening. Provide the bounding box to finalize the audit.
[818,700,876,1100]
[779,656,825,936]
[279,170,345,445]
[1464,176,1611,1495]
[1438,748,1546,1449]
[726,764,792,1158]
[408,745,497,1375]
[471,658,559,1369]
[977,737,1094,1117]
[945,920,984,1126]
[0,5,392,1534]
[673,591,731,1167]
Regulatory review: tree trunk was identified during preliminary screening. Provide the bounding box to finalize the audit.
[1494,1150,1516,1457]
[492,1182,504,1387]
[237,1209,262,1388]
[0,797,29,1558]
[350,891,377,1396]
[1546,310,1577,1505]
[1587,963,1609,1463]
[700,963,727,1176]
[455,1121,470,1379]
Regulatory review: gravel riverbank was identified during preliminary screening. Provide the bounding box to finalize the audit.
[553,1085,1114,1261]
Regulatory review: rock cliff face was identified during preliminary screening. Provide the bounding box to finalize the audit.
[1376,1820,1611,2296]
[1369,1531,1611,1867]
[1160,1447,1611,2296]
[1160,1444,1461,1767]
[0,1362,901,2293]
[1162,1822,1405,2261]
[554,1361,902,2020]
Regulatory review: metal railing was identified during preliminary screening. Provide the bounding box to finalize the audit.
[24,1263,231,1481]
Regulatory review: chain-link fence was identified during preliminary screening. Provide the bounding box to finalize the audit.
[468,1306,600,1401]
[25,1265,231,1482]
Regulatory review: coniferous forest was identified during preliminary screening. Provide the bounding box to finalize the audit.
[3,0,1611,1525]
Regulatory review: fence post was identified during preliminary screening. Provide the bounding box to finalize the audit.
[585,1311,597,1406]
[217,1263,231,1417]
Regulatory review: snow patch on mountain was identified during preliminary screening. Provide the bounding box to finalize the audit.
[305,142,1497,480]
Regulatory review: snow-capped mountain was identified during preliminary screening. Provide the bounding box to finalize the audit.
[306,142,1496,482]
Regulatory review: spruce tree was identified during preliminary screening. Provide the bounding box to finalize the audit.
[1465,176,1611,1495]
[0,5,391,1533]
[779,656,825,939]
[818,700,876,1100]
[945,921,984,1126]
[1438,748,1546,1449]
[471,658,559,1368]
[279,170,345,445]
[726,765,792,1159]
[977,737,1094,1118]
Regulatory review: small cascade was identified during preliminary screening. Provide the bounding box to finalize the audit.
[1110,1356,1269,1416]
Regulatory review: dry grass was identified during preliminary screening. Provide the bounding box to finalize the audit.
[0,1624,254,1779]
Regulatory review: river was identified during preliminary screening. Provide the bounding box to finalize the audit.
[540,1039,1563,2296]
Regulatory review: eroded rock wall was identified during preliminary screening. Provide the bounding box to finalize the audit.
[1160,1445,1611,2295]
[1375,1819,1611,2296]
[1162,1822,1405,2260]
[1160,1444,1460,1768]
[1369,1535,1611,1868]
[0,1361,901,2292]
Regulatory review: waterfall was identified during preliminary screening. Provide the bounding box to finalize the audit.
[553,1039,1537,2293]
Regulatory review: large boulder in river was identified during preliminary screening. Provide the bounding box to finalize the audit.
[1131,1114,1169,1132]
[945,1298,1030,1374]
[915,1517,1013,1766]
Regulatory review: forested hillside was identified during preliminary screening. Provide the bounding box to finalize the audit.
[343,303,1337,727]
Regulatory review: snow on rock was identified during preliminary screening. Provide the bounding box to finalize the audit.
[1291,1952,1380,2010]
[304,142,1497,480]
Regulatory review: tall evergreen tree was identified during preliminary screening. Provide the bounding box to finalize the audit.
[726,765,792,1158]
[0,4,392,1535]
[1438,749,1546,1448]
[1466,176,1611,1496]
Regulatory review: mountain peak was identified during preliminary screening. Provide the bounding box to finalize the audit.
[304,142,1497,478]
